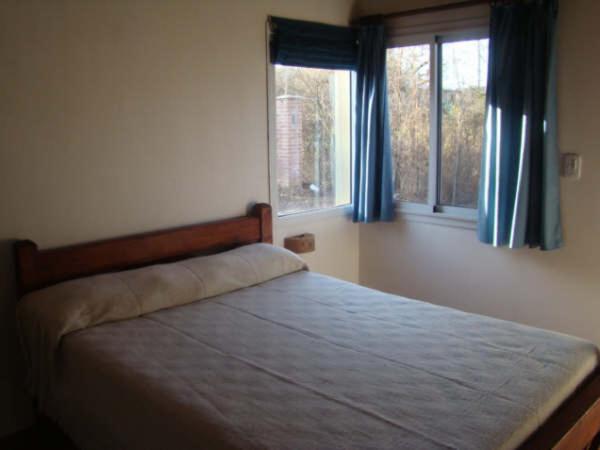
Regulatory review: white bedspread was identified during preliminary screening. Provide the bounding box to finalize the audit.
[47,271,598,450]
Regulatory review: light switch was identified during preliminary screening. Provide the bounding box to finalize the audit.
[560,153,582,179]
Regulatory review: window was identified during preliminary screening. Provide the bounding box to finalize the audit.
[273,65,352,216]
[387,35,489,215]
[387,44,431,204]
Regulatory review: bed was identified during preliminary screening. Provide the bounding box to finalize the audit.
[14,204,600,450]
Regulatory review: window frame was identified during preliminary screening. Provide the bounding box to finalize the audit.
[387,26,488,225]
[266,60,355,219]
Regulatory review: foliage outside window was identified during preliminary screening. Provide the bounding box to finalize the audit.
[274,65,352,216]
[387,36,489,213]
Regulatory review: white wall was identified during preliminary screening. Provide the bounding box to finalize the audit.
[0,0,358,436]
[275,211,359,282]
[356,0,600,347]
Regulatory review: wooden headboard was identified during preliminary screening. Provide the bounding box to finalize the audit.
[14,203,272,296]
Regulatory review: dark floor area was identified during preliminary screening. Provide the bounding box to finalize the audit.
[0,418,77,450]
[1,420,598,450]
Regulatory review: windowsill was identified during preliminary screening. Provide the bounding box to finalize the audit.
[274,203,477,229]
[396,203,477,230]
[276,204,352,222]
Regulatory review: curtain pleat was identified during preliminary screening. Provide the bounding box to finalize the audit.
[478,0,562,250]
[352,25,395,223]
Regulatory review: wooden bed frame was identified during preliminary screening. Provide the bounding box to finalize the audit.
[13,202,599,450]
[15,203,272,296]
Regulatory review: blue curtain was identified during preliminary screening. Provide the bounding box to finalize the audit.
[269,17,358,70]
[478,0,562,250]
[352,25,395,223]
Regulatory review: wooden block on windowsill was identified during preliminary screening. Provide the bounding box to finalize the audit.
[284,233,315,254]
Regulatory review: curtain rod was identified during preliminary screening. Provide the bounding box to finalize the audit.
[357,0,491,24]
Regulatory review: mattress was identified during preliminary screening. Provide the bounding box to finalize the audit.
[46,271,598,450]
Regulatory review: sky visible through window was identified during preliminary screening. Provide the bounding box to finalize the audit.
[442,39,488,90]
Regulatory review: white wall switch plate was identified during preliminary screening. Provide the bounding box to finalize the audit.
[560,153,582,179]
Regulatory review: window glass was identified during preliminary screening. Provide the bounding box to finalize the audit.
[275,65,351,215]
[386,45,431,204]
[440,38,489,208]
